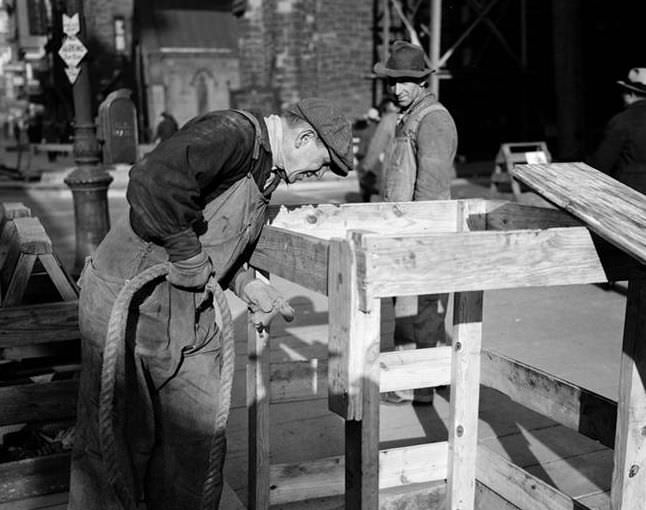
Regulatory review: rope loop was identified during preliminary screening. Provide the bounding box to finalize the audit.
[98,264,235,509]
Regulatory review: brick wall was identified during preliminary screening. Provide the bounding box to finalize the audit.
[235,0,373,119]
[82,0,135,102]
[85,0,133,56]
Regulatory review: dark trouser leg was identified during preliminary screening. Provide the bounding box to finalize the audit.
[393,293,448,402]
[142,286,223,510]
[68,262,138,510]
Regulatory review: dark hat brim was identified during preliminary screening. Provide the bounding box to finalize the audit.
[617,80,646,94]
[373,62,434,79]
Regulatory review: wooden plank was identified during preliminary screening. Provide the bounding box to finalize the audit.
[0,221,19,292]
[611,278,646,509]
[481,350,617,449]
[12,217,53,255]
[248,311,271,510]
[250,227,329,295]
[0,202,31,222]
[268,200,463,239]
[328,238,381,420]
[447,291,483,510]
[3,253,37,306]
[0,380,78,425]
[37,254,78,301]
[0,491,68,510]
[0,453,70,504]
[485,201,582,231]
[354,227,632,302]
[269,442,449,505]
[327,237,382,508]
[379,346,451,392]
[512,162,646,264]
[346,377,380,510]
[476,446,593,510]
[0,301,79,348]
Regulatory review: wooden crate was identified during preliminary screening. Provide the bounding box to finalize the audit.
[246,163,646,509]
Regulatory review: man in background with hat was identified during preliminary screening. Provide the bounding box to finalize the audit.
[374,40,458,405]
[590,67,646,194]
[69,98,353,510]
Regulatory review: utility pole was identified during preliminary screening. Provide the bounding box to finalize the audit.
[429,0,442,98]
[62,0,112,276]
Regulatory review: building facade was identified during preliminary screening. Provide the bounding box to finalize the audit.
[234,0,374,118]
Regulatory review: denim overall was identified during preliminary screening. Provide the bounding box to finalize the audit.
[382,97,449,388]
[69,111,270,509]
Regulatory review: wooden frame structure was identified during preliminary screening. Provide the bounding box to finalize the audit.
[247,163,646,509]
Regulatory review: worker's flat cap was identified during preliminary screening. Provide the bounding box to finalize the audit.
[287,97,353,176]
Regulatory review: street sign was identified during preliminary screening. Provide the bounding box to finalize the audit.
[58,35,87,68]
[64,66,81,84]
[62,13,80,36]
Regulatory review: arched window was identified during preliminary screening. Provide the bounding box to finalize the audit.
[192,69,214,116]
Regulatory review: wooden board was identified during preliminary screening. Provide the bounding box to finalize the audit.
[328,238,381,420]
[379,346,451,392]
[0,301,79,348]
[611,278,646,509]
[447,291,483,510]
[248,313,271,510]
[476,446,593,510]
[38,254,78,301]
[12,217,53,255]
[269,442,449,505]
[268,200,464,239]
[512,162,646,264]
[0,380,77,426]
[481,350,617,449]
[250,227,329,296]
[354,227,622,305]
[0,453,70,504]
[3,253,37,306]
[485,202,582,231]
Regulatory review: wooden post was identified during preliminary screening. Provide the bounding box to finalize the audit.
[248,272,271,510]
[611,278,646,509]
[328,237,381,509]
[446,290,483,510]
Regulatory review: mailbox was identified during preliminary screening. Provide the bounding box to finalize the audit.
[97,88,138,164]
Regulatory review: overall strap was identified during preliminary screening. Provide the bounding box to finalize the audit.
[402,102,448,139]
[231,109,263,160]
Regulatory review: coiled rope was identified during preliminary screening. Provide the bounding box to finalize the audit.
[98,263,235,509]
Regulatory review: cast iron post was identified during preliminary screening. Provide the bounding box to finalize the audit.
[63,0,113,276]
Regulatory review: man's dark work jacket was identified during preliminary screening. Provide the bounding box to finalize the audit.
[591,99,646,194]
[127,110,274,263]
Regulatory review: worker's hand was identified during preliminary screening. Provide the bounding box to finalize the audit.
[243,279,295,330]
[167,250,213,290]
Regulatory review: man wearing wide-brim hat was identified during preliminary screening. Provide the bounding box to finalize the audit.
[374,40,458,405]
[590,67,646,194]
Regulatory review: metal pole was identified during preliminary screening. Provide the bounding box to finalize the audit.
[429,0,442,98]
[63,0,113,276]
[382,0,390,63]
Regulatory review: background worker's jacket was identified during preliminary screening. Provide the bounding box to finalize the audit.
[383,91,457,202]
[128,110,274,266]
[590,99,646,194]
